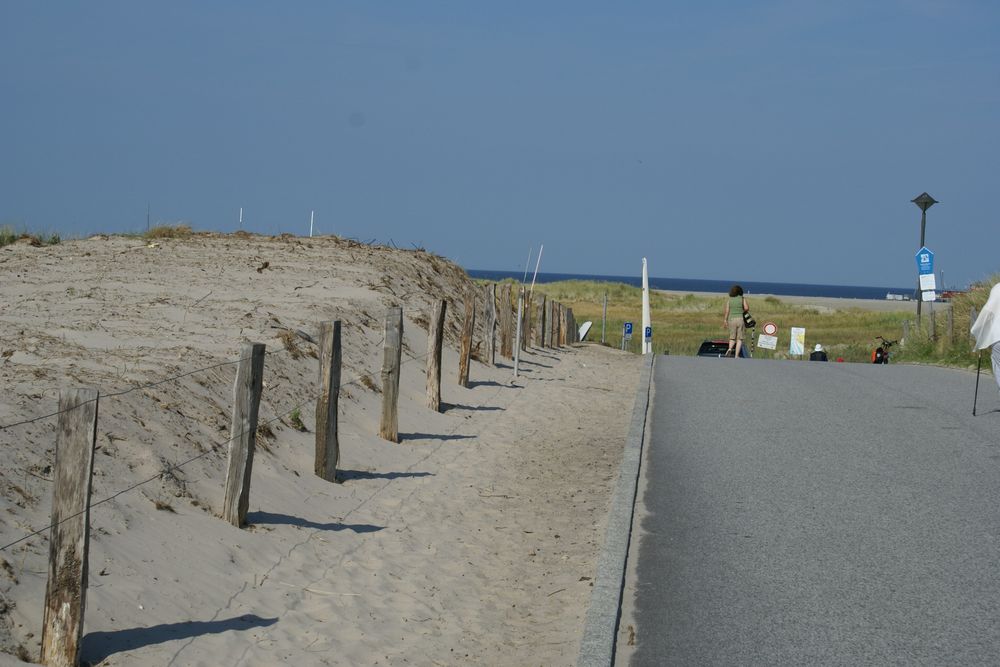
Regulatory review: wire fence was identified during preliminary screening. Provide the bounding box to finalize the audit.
[0,331,436,553]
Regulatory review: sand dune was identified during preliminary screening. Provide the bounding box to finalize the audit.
[0,235,640,665]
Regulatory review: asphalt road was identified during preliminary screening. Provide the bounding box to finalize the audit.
[628,356,1000,666]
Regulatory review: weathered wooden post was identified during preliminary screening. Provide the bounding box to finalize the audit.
[521,292,530,351]
[40,388,99,667]
[514,288,524,377]
[458,295,476,387]
[559,304,567,346]
[499,284,513,359]
[426,299,447,411]
[379,307,403,443]
[223,342,266,527]
[484,283,496,366]
[567,308,576,344]
[602,291,608,344]
[537,296,546,348]
[315,321,342,482]
[550,300,560,348]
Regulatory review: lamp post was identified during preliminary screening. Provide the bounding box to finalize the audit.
[911,192,938,327]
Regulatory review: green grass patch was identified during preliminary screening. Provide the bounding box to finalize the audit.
[523,276,1000,368]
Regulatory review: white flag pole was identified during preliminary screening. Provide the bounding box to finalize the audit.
[641,258,652,355]
[310,210,314,237]
[522,247,532,284]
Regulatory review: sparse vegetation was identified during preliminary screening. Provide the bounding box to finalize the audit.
[289,408,307,432]
[0,225,62,248]
[144,224,193,240]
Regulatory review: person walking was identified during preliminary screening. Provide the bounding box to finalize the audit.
[723,284,749,358]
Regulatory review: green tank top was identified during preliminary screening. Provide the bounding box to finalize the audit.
[729,295,744,319]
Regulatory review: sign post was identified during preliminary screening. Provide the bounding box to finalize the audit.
[757,321,778,351]
[623,322,633,351]
[916,246,936,302]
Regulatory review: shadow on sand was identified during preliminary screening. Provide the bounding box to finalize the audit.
[246,511,384,533]
[81,615,278,664]
[398,432,475,442]
[444,403,504,413]
[337,469,434,482]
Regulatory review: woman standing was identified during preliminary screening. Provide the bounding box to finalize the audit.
[723,284,749,358]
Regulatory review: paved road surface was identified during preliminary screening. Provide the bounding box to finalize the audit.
[627,356,1000,666]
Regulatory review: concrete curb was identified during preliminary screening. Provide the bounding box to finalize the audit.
[577,353,654,667]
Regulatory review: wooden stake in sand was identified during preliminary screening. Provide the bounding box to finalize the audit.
[458,295,476,387]
[426,299,447,412]
[484,283,497,366]
[537,294,547,348]
[380,307,404,443]
[499,284,513,359]
[315,321,342,482]
[41,388,99,667]
[514,288,524,377]
[223,342,266,527]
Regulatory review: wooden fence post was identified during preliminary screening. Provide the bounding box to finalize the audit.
[380,307,403,443]
[427,299,446,412]
[559,304,567,346]
[499,284,513,359]
[40,388,99,667]
[458,295,476,387]
[315,321,342,482]
[521,292,530,351]
[484,284,496,366]
[550,300,559,348]
[602,292,608,344]
[567,308,576,343]
[514,288,524,377]
[537,295,547,348]
[223,342,266,527]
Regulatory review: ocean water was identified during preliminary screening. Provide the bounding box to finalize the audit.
[466,269,914,301]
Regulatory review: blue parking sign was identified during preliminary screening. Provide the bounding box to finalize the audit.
[644,326,652,342]
[624,322,633,335]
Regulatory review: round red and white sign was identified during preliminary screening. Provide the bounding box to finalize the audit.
[762,322,778,336]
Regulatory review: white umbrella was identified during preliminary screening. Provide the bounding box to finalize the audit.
[971,283,1000,415]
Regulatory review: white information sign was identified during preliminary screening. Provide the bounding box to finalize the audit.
[789,327,806,355]
[919,273,937,291]
[922,290,937,302]
[757,334,778,350]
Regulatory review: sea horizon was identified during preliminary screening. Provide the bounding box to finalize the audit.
[467,269,916,301]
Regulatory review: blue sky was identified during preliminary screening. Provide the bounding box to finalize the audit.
[2,1,997,288]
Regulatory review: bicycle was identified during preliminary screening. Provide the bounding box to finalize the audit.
[872,336,896,364]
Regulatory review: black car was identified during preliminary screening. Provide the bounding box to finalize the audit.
[697,339,751,358]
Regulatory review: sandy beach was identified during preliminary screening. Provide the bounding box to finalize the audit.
[0,235,641,665]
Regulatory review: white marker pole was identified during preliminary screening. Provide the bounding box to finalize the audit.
[522,247,532,284]
[239,207,243,228]
[641,258,652,355]
[528,245,543,300]
[310,210,314,237]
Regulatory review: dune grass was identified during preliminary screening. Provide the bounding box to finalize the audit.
[521,279,985,365]
[0,225,61,248]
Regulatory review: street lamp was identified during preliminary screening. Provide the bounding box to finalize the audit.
[911,192,938,326]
